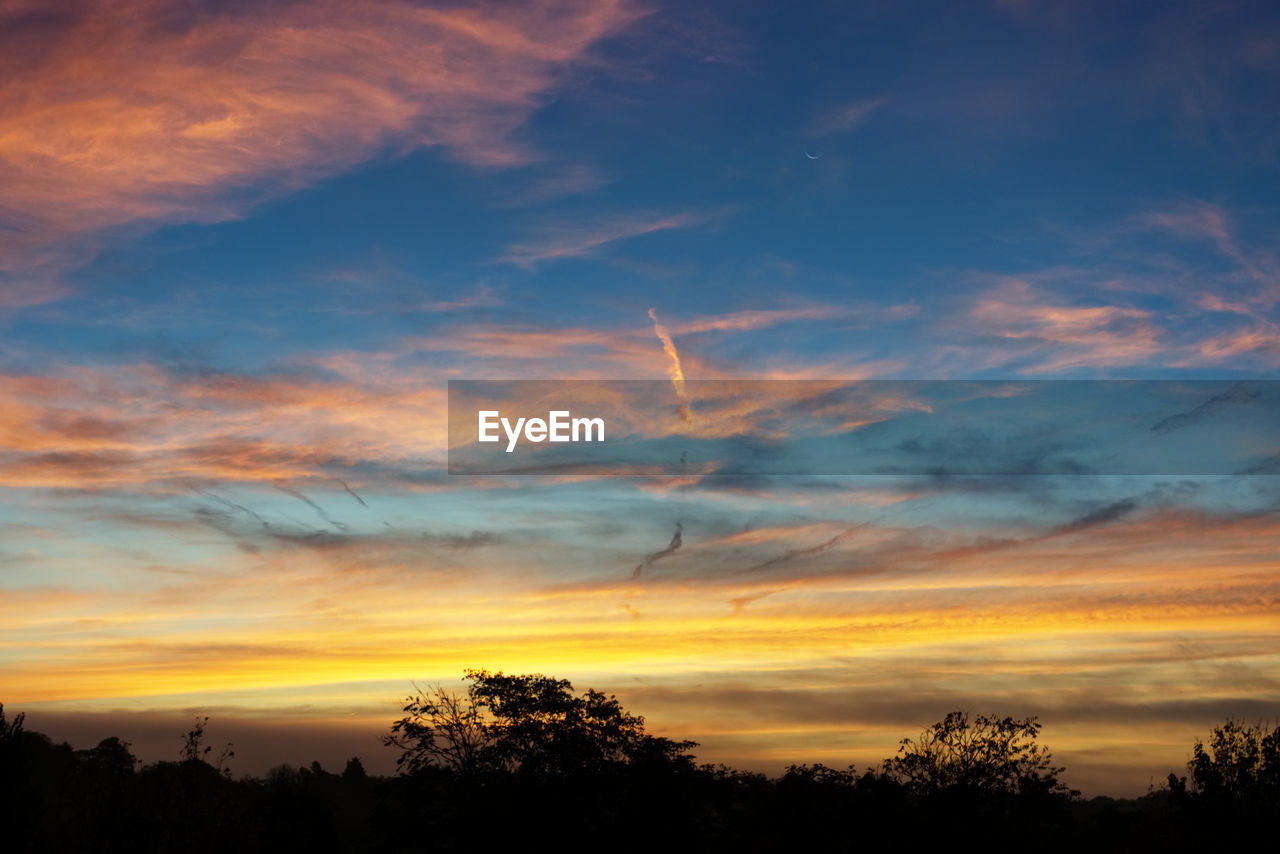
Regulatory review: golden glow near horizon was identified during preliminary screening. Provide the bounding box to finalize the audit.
[4,464,1277,795]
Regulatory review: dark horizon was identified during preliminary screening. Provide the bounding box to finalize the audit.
[5,689,1236,799]
[6,679,1279,852]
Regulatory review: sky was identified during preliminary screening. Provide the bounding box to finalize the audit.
[1,0,1279,796]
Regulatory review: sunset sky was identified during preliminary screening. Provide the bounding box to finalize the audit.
[2,0,1279,796]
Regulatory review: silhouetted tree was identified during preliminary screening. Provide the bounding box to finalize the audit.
[471,668,696,777]
[1186,719,1280,808]
[0,702,24,744]
[179,715,234,777]
[384,679,493,774]
[885,711,1075,798]
[341,756,367,782]
[385,668,697,779]
[78,736,137,777]
[781,762,858,787]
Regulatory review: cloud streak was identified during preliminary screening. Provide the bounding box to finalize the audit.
[808,97,886,136]
[503,211,699,266]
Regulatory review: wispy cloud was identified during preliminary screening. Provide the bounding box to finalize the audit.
[808,96,886,136]
[962,277,1165,373]
[676,308,832,335]
[502,211,700,266]
[1139,201,1278,303]
[498,163,609,206]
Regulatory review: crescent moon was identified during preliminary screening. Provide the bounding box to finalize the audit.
[805,151,818,160]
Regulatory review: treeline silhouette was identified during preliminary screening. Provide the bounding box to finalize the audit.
[2,670,1277,852]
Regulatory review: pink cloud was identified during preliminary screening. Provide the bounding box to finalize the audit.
[965,278,1166,373]
[0,0,643,302]
[1192,325,1280,361]
[0,364,449,489]
[1140,202,1277,299]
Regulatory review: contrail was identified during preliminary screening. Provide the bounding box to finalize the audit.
[274,483,348,531]
[648,307,690,421]
[632,521,683,579]
[334,477,369,508]
[746,524,866,572]
[183,480,269,527]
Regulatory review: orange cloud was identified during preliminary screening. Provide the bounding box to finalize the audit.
[965,278,1166,372]
[0,364,447,488]
[1192,325,1280,361]
[0,0,642,299]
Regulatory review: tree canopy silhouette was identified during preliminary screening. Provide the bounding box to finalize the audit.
[385,668,697,778]
[1175,719,1280,809]
[884,711,1076,799]
[7,689,1280,850]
